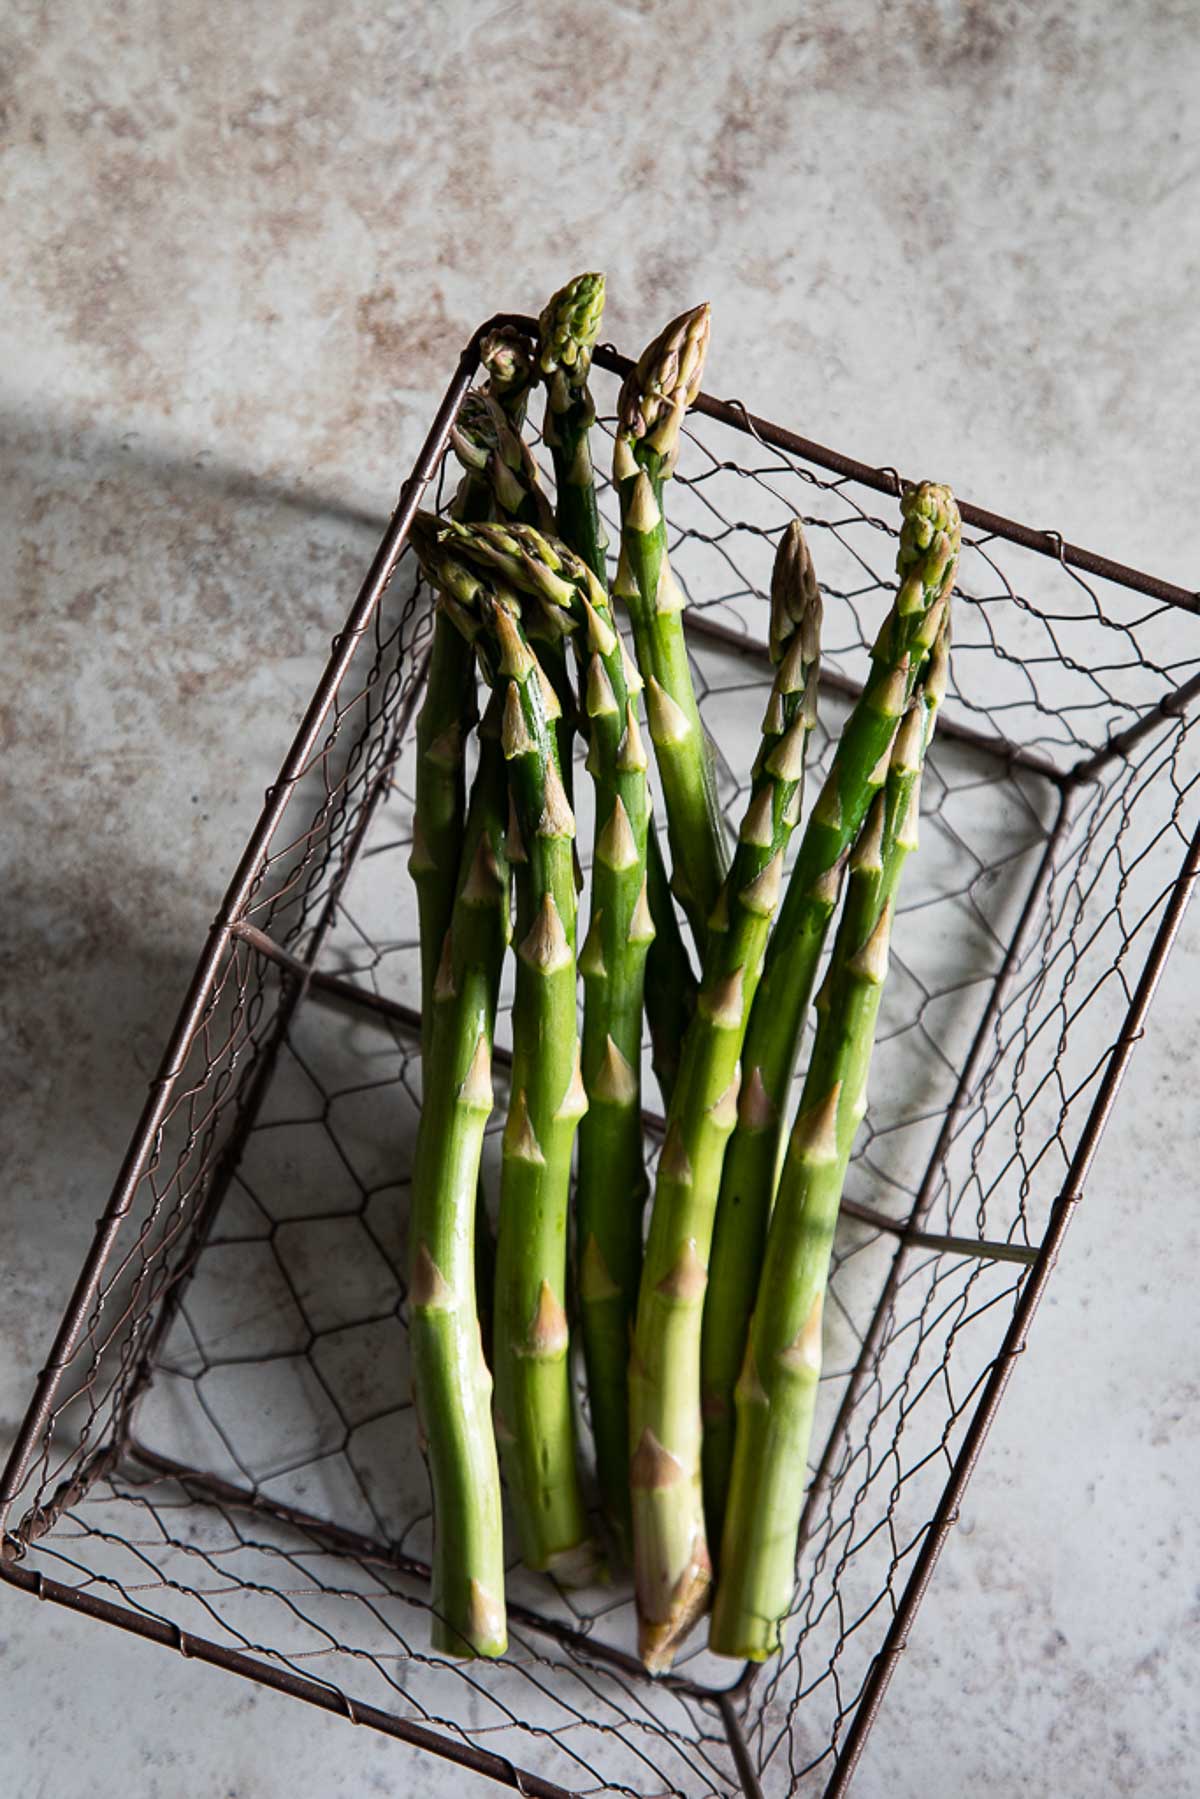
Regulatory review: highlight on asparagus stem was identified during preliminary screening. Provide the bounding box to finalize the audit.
[642,818,698,1110]
[709,607,947,1662]
[537,271,609,583]
[701,484,961,1541]
[409,694,510,1658]
[700,521,824,1548]
[627,520,822,1672]
[613,304,729,946]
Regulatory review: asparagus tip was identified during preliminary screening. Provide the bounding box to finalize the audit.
[479,323,536,405]
[617,302,712,463]
[537,270,607,383]
[769,518,822,665]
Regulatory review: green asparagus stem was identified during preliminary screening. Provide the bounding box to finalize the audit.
[430,360,542,1336]
[613,305,729,945]
[409,514,499,1370]
[628,522,823,1672]
[709,613,949,1661]
[491,597,597,1580]
[700,523,826,1547]
[643,818,697,1110]
[700,483,962,1542]
[409,697,510,1658]
[537,272,608,583]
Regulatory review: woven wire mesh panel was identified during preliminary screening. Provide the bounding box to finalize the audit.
[4,322,1199,1798]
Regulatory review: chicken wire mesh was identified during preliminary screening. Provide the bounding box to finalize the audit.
[4,316,1200,1799]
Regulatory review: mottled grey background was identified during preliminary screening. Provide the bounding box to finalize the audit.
[3,2,1199,1794]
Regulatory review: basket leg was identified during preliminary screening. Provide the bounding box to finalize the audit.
[718,1693,765,1799]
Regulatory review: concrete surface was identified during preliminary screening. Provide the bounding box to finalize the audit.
[2,2,1199,1794]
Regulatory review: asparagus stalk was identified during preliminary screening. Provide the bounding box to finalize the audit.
[613,305,729,944]
[428,361,541,1349]
[537,271,608,583]
[710,615,949,1661]
[492,595,598,1580]
[574,582,652,1562]
[409,696,510,1658]
[628,523,822,1672]
[700,483,961,1542]
[411,388,513,1057]
[700,523,826,1543]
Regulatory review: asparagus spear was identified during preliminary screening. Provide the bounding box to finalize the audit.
[491,596,597,1580]
[700,483,961,1543]
[455,370,579,803]
[574,570,653,1562]
[409,695,510,1658]
[422,361,540,1358]
[700,523,825,1542]
[710,615,949,1661]
[537,271,608,583]
[613,305,729,945]
[533,276,699,1106]
[628,523,822,1672]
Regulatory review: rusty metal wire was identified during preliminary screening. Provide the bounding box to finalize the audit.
[3,318,1199,1798]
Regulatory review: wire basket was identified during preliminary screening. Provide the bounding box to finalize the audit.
[4,315,1199,1798]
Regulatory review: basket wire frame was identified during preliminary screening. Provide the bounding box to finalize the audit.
[3,314,1200,1798]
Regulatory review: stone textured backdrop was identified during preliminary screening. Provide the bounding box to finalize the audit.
[2,3,1198,1794]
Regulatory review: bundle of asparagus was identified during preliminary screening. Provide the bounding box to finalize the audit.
[405,273,961,1671]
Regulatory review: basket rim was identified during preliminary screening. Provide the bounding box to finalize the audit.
[502,309,1198,614]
